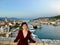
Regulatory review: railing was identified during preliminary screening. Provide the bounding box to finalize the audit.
[0,41,60,45]
[0,37,60,45]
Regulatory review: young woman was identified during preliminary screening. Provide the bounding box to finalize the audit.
[14,22,36,45]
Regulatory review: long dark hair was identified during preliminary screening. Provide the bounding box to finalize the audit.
[20,22,28,30]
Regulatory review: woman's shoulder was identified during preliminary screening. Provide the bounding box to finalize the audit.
[28,30,31,34]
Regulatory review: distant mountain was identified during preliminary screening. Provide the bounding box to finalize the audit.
[33,15,60,20]
[0,17,5,20]
[0,17,34,21]
[0,15,60,21]
[49,15,60,19]
[7,17,21,20]
[0,17,22,20]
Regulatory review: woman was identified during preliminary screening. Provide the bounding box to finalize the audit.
[14,22,36,45]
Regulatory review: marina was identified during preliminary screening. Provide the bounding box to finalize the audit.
[0,22,60,45]
[0,18,60,45]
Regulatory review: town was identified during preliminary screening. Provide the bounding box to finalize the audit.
[0,16,60,45]
[30,15,60,26]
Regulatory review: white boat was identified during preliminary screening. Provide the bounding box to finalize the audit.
[29,30,35,33]
[31,33,37,38]
[28,24,34,30]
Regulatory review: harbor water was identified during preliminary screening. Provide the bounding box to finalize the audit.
[34,24,60,40]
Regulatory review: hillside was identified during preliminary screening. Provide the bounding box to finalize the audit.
[33,15,60,20]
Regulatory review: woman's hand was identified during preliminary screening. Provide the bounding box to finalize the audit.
[35,41,38,45]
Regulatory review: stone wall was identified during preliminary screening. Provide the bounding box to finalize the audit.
[0,41,60,45]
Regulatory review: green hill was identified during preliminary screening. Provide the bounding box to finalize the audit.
[33,15,60,20]
[49,15,60,20]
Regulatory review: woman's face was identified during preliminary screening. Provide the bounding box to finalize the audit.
[22,24,28,30]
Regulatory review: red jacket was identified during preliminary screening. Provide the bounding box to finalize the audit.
[14,30,36,45]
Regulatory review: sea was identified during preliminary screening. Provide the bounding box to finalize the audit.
[34,24,60,40]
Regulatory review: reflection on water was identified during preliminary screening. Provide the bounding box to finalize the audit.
[34,24,60,40]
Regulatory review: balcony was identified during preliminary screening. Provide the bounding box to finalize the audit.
[0,41,60,45]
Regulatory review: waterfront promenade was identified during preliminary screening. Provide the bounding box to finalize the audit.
[0,41,60,45]
[0,37,60,45]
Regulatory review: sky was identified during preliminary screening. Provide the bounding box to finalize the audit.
[0,0,60,19]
